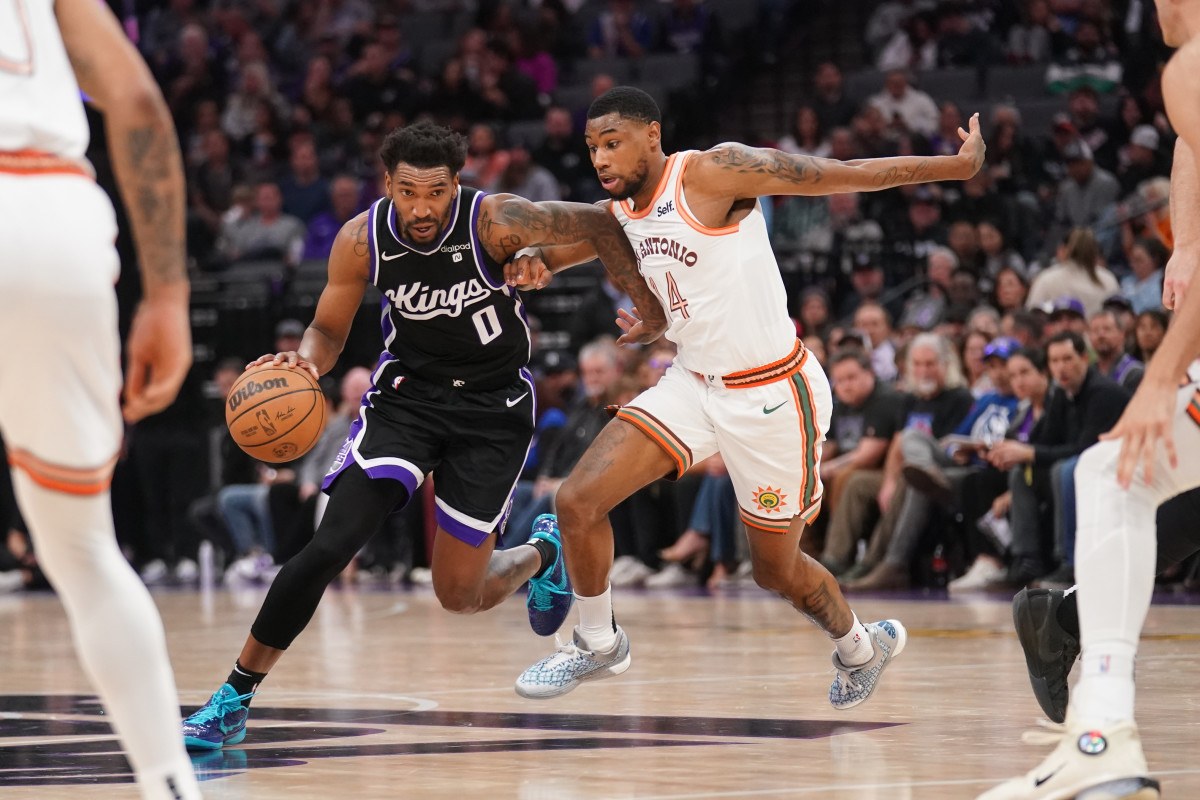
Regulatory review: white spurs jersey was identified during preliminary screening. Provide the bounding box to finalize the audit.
[611,150,796,378]
[0,0,89,157]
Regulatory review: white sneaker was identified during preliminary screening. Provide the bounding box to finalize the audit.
[610,559,653,588]
[0,570,24,593]
[609,555,640,583]
[174,558,199,582]
[225,553,274,584]
[408,566,433,586]
[515,625,632,699]
[644,562,694,588]
[139,559,169,585]
[948,557,1006,592]
[976,718,1159,799]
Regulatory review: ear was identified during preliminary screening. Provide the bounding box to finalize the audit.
[452,174,461,197]
[384,170,393,196]
[647,120,662,152]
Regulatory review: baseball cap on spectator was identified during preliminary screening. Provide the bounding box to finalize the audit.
[851,252,881,272]
[536,350,577,375]
[1049,297,1086,319]
[275,319,306,339]
[1130,125,1160,151]
[983,336,1020,361]
[1102,294,1134,314]
[1062,139,1093,162]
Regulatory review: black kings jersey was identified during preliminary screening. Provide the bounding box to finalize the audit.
[367,187,531,390]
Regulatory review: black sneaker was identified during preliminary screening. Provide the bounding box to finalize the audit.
[1012,587,1079,724]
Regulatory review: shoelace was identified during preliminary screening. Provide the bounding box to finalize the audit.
[528,578,572,611]
[187,690,256,724]
[833,664,862,694]
[1020,719,1067,746]
[551,632,594,659]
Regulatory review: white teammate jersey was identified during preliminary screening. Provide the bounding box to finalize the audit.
[610,150,797,378]
[0,0,89,158]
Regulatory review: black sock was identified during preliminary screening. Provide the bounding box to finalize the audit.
[527,538,556,578]
[227,661,267,708]
[1056,590,1081,640]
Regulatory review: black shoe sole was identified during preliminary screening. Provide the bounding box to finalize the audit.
[901,465,953,502]
[1076,776,1160,799]
[1012,587,1079,724]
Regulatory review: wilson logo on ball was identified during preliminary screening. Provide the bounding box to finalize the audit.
[227,377,293,413]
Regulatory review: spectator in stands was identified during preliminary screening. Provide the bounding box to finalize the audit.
[1121,236,1169,313]
[1065,85,1113,165]
[929,102,964,157]
[993,264,1032,314]
[478,38,542,121]
[984,331,1129,586]
[778,105,830,158]
[947,220,983,274]
[512,22,558,96]
[297,56,336,128]
[427,58,485,127]
[533,106,596,202]
[654,454,739,589]
[987,105,1042,197]
[839,254,902,323]
[1117,124,1168,195]
[850,336,1021,591]
[183,99,222,168]
[303,175,362,260]
[865,0,936,56]
[810,62,858,132]
[1004,308,1046,347]
[658,0,722,61]
[869,69,939,138]
[300,368,373,526]
[950,346,1053,591]
[900,244,957,333]
[798,288,833,341]
[162,23,226,128]
[1132,308,1168,363]
[876,11,939,72]
[344,42,417,122]
[279,137,330,224]
[461,123,511,193]
[1028,228,1119,314]
[854,302,900,383]
[962,329,994,396]
[884,186,948,278]
[853,104,895,157]
[935,3,995,69]
[967,305,1002,338]
[1052,139,1120,238]
[1045,19,1123,95]
[221,61,288,145]
[1007,0,1067,64]
[189,130,241,236]
[376,14,415,75]
[1090,309,1144,390]
[1045,297,1089,338]
[818,349,906,576]
[570,273,632,352]
[219,181,306,266]
[839,334,974,585]
[978,220,1028,280]
[588,0,654,59]
[494,145,561,202]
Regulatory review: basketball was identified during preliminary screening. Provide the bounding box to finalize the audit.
[225,363,326,464]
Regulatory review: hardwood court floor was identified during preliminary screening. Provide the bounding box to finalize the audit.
[3,584,1200,799]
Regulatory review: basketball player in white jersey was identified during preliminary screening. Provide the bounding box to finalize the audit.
[507,86,984,704]
[977,1,1200,796]
[0,1,200,798]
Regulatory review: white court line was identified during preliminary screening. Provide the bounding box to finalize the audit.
[612,769,1200,800]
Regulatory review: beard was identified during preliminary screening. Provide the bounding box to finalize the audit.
[605,159,651,201]
[911,378,940,399]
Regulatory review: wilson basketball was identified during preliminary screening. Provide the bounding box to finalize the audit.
[225,364,326,464]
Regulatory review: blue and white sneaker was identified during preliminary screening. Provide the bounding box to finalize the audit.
[182,683,252,750]
[515,625,631,699]
[829,619,907,710]
[526,514,574,636]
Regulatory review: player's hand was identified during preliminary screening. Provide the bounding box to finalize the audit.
[122,288,192,423]
[248,351,320,383]
[1100,377,1179,488]
[615,306,666,346]
[955,113,985,179]
[991,491,1012,518]
[504,253,553,290]
[1162,249,1194,310]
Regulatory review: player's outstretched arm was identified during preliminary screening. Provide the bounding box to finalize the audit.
[1102,42,1200,487]
[258,213,370,380]
[479,195,667,343]
[1165,136,1200,309]
[56,0,190,422]
[690,114,985,199]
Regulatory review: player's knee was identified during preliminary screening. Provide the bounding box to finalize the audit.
[554,478,605,529]
[434,582,484,614]
[749,558,788,594]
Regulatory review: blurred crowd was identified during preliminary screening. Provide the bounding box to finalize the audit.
[1,0,1195,596]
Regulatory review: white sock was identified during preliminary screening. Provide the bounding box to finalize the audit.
[13,477,202,800]
[832,613,873,667]
[1074,641,1137,728]
[576,585,617,651]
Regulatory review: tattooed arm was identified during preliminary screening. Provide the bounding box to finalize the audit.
[478,195,667,342]
[690,114,986,200]
[56,0,191,421]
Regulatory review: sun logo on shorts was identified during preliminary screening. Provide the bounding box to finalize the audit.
[752,486,787,514]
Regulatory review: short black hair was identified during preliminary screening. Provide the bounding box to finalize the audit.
[379,121,468,176]
[587,86,661,126]
[1046,330,1088,356]
[1009,346,1047,372]
[830,347,873,372]
[1010,309,1044,342]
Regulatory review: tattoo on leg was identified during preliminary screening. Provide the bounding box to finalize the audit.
[795,580,853,635]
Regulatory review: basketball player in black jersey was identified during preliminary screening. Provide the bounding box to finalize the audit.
[182,121,664,750]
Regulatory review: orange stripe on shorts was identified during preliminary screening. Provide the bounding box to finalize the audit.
[8,449,119,496]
